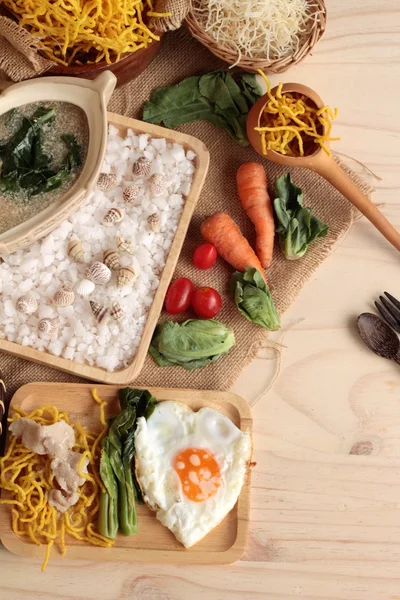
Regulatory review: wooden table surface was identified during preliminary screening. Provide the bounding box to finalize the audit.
[1,0,400,598]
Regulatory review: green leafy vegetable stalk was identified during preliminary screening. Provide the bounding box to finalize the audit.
[230,267,280,330]
[0,107,82,199]
[142,71,263,146]
[273,173,328,260]
[99,438,119,539]
[149,319,235,370]
[98,388,157,539]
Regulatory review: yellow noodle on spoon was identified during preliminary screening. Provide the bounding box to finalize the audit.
[255,70,340,157]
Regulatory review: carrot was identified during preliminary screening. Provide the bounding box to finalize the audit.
[200,212,267,283]
[236,162,275,269]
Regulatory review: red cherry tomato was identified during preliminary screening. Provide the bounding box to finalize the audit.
[165,278,195,314]
[193,243,217,270]
[192,287,222,319]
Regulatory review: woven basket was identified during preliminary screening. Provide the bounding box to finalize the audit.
[186,0,327,74]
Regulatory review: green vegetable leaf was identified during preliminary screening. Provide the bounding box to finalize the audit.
[148,340,178,367]
[149,319,235,370]
[119,387,157,419]
[99,438,119,539]
[199,72,240,118]
[142,70,262,146]
[274,173,328,260]
[240,74,263,104]
[0,107,82,199]
[99,388,157,537]
[100,440,119,501]
[61,134,82,169]
[230,267,280,330]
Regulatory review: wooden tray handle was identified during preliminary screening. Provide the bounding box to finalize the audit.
[0,371,6,453]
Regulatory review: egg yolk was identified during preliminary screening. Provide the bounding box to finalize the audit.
[173,447,222,502]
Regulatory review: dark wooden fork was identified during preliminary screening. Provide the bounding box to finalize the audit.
[375,292,400,334]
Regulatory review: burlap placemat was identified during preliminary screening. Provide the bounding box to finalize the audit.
[0,27,373,414]
[0,16,55,82]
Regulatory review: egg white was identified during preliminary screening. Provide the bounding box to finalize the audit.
[135,401,251,548]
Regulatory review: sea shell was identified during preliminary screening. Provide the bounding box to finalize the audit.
[132,157,151,177]
[16,293,38,315]
[90,301,109,324]
[123,185,141,203]
[103,248,120,271]
[147,212,161,233]
[117,265,136,288]
[38,317,59,336]
[97,173,117,191]
[116,236,135,255]
[104,207,124,224]
[85,261,112,285]
[75,278,96,296]
[53,285,75,307]
[110,302,124,322]
[67,239,84,262]
[149,173,167,197]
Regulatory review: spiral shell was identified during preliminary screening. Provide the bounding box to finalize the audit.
[132,157,151,177]
[67,239,84,263]
[75,278,96,296]
[110,302,124,322]
[85,261,112,285]
[97,173,117,191]
[117,265,136,288]
[116,236,135,255]
[104,207,124,224]
[16,293,38,315]
[38,317,59,336]
[149,173,167,197]
[53,285,75,307]
[90,301,109,324]
[103,248,120,271]
[123,185,141,203]
[147,212,161,233]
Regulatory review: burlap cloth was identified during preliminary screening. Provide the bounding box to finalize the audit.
[0,28,373,417]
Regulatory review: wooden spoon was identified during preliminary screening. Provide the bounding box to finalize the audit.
[357,313,400,363]
[247,84,400,252]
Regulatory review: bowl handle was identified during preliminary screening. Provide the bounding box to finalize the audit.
[92,72,117,105]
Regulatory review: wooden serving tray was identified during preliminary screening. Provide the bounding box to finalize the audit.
[0,383,252,565]
[0,113,209,384]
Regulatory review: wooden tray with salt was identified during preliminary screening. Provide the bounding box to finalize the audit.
[0,113,209,384]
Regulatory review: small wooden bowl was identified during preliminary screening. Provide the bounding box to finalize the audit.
[46,37,163,87]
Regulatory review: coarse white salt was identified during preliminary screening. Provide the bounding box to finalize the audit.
[0,126,196,372]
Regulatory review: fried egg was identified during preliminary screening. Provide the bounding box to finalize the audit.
[134,401,252,548]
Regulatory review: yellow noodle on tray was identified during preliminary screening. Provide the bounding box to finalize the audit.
[0,392,112,571]
[256,70,340,157]
[3,0,169,65]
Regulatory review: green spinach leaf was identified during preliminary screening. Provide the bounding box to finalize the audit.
[142,71,263,146]
[0,107,82,199]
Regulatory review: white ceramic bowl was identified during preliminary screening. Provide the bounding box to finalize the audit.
[0,72,116,255]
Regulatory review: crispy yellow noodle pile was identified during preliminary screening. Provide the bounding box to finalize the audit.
[256,70,339,157]
[0,390,112,571]
[3,0,170,65]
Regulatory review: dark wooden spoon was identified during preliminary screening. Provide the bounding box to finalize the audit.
[357,313,400,363]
